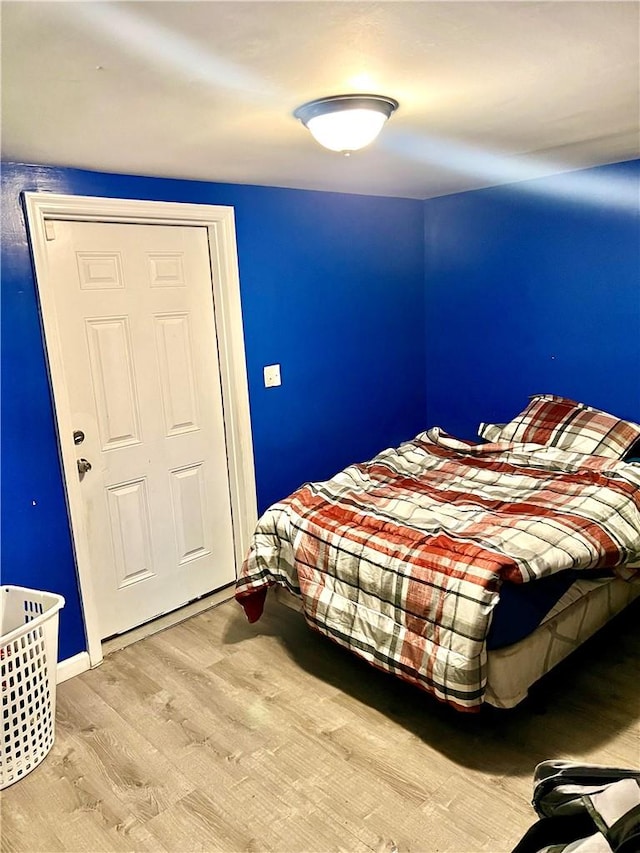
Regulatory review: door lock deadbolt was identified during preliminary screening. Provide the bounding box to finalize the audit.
[73,430,85,445]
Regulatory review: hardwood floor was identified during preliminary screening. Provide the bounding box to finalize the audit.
[2,596,639,853]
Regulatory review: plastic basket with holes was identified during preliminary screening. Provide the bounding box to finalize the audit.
[1,585,65,789]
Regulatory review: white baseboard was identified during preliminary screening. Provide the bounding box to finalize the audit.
[57,651,90,683]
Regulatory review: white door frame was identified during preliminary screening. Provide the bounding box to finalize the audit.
[24,193,258,668]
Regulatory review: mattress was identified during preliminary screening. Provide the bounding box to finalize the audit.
[485,576,640,708]
[487,570,584,650]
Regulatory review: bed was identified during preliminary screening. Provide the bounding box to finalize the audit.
[236,395,640,712]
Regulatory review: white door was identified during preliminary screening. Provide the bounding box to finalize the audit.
[43,220,236,639]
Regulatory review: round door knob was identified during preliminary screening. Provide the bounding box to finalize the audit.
[77,458,92,475]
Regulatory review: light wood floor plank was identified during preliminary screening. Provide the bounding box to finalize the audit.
[2,596,638,853]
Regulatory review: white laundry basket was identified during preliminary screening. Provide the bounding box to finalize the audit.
[1,585,65,789]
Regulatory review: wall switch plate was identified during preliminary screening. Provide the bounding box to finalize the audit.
[263,364,281,388]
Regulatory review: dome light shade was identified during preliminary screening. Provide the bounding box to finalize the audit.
[294,94,399,153]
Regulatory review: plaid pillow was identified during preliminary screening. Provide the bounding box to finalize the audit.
[477,422,504,442]
[496,395,640,459]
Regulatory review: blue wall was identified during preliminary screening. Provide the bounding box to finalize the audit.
[1,163,426,659]
[423,160,640,438]
[3,158,638,659]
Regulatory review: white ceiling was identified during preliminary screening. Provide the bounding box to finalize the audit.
[2,1,639,199]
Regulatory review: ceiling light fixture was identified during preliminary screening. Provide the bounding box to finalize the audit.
[294,94,399,154]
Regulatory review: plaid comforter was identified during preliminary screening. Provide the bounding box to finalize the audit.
[236,429,640,711]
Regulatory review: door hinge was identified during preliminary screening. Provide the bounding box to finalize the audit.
[44,220,56,241]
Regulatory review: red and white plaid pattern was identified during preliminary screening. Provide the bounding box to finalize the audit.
[478,422,504,442]
[236,429,640,711]
[494,395,640,460]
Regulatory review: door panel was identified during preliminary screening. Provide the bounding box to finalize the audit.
[106,477,155,587]
[154,313,199,435]
[86,316,142,449]
[45,220,236,638]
